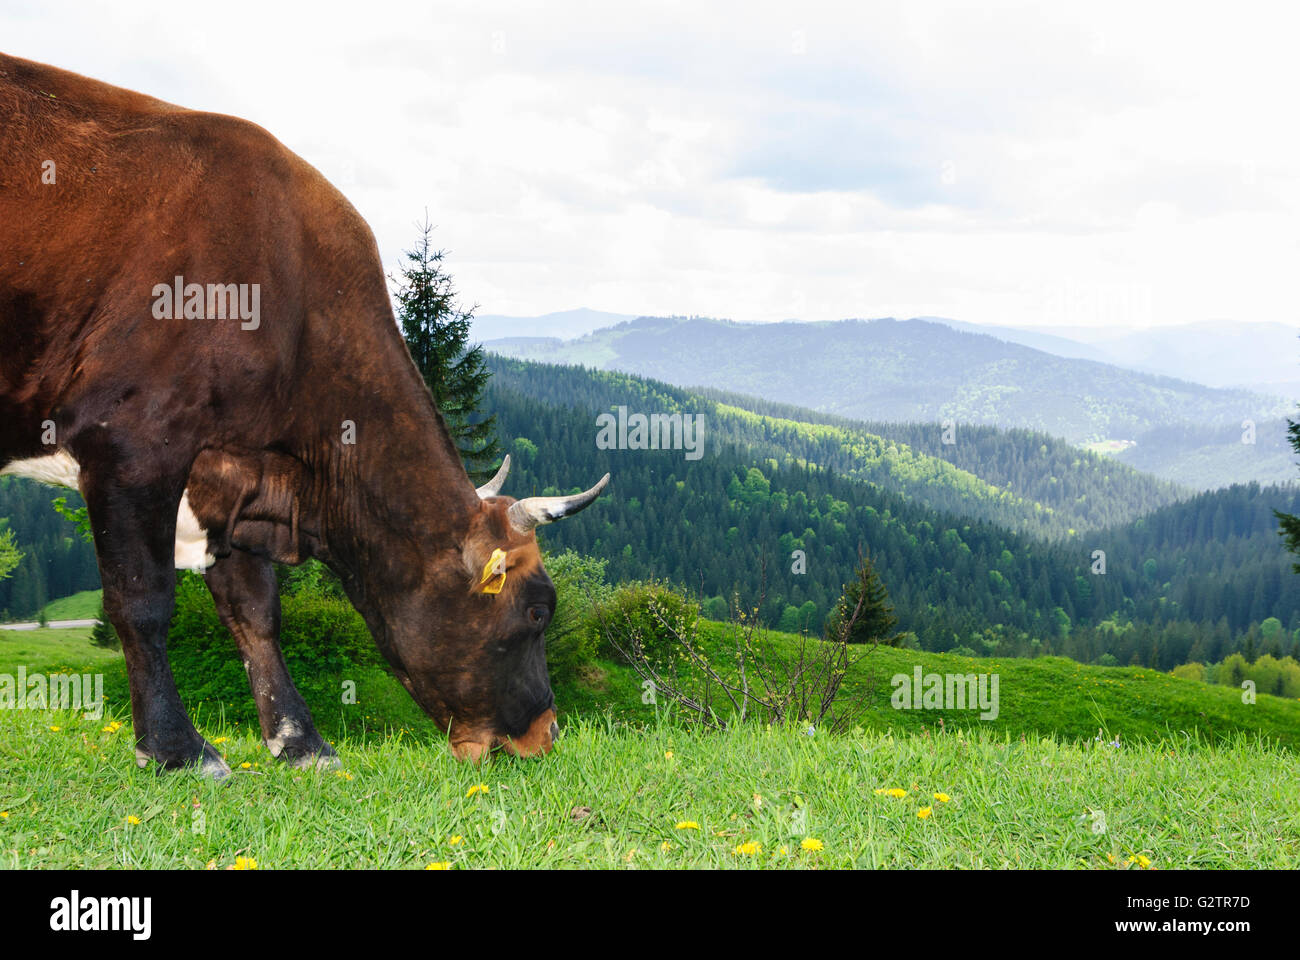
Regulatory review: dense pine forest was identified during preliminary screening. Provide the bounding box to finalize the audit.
[0,478,99,620]
[485,356,1300,668]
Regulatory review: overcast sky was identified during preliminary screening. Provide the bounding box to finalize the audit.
[5,1,1298,330]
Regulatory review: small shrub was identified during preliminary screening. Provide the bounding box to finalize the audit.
[542,550,613,687]
[89,603,119,649]
[1171,662,1206,682]
[593,580,700,666]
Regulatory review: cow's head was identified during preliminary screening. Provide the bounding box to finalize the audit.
[382,455,607,763]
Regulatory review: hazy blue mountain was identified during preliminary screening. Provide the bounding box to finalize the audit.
[484,316,1290,452]
[922,317,1300,397]
[920,317,1115,364]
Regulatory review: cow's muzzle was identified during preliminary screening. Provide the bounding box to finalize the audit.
[449,708,558,763]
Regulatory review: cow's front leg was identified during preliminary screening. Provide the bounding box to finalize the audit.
[84,473,230,779]
[204,549,338,769]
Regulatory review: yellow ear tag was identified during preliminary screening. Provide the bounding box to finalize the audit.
[480,548,508,595]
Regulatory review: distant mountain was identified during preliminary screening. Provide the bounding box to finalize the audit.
[925,317,1300,400]
[484,316,1290,454]
[919,317,1115,364]
[1092,321,1300,396]
[470,308,638,344]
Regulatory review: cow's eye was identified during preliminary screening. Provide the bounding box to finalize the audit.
[527,605,550,628]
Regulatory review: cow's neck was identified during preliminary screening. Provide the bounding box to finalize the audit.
[298,315,480,632]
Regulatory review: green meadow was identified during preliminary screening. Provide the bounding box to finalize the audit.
[2,625,1298,869]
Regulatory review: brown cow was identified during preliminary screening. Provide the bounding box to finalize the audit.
[0,53,607,776]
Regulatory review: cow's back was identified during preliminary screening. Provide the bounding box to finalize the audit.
[0,53,398,469]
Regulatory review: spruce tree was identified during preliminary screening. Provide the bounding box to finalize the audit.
[90,601,119,649]
[1277,416,1300,572]
[0,526,20,582]
[826,551,899,645]
[391,217,502,482]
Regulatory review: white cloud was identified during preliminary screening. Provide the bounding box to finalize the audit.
[5,0,1298,330]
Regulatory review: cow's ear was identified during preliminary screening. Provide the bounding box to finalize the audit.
[473,547,509,595]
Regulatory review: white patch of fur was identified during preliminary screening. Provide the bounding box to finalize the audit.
[265,717,302,758]
[174,491,215,571]
[1,451,215,570]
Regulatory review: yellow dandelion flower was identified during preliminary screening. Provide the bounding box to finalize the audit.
[779,845,789,856]
[425,862,451,870]
[917,807,933,820]
[664,750,674,759]
[660,841,673,852]
[240,762,252,770]
[465,784,489,798]
[449,835,463,846]
[1106,853,1117,864]
[126,816,141,825]
[0,811,10,819]
[675,821,699,830]
[212,737,227,744]
[1133,854,1151,869]
[733,841,762,856]
[49,725,61,732]
[934,792,951,803]
[233,857,259,870]
[874,788,907,798]
[801,837,824,851]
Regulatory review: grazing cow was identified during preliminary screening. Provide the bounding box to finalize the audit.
[0,53,608,776]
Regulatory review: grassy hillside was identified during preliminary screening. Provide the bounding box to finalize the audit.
[4,627,1297,868]
[7,624,1300,753]
[484,316,1289,450]
[38,589,101,622]
[3,695,1296,869]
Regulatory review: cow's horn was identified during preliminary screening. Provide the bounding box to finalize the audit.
[476,454,511,498]
[507,473,610,533]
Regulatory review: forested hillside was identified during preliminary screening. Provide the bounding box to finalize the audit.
[1115,418,1295,490]
[489,357,1184,538]
[486,357,1300,668]
[694,385,1185,532]
[0,478,99,620]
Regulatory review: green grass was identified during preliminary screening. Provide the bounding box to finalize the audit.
[2,707,1296,868]
[0,626,121,672]
[38,589,102,622]
[3,624,1298,868]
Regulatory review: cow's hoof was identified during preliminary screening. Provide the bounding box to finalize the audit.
[199,751,233,781]
[137,742,231,780]
[273,731,339,770]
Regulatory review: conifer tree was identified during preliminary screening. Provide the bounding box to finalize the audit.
[0,525,19,582]
[391,217,502,482]
[826,550,899,645]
